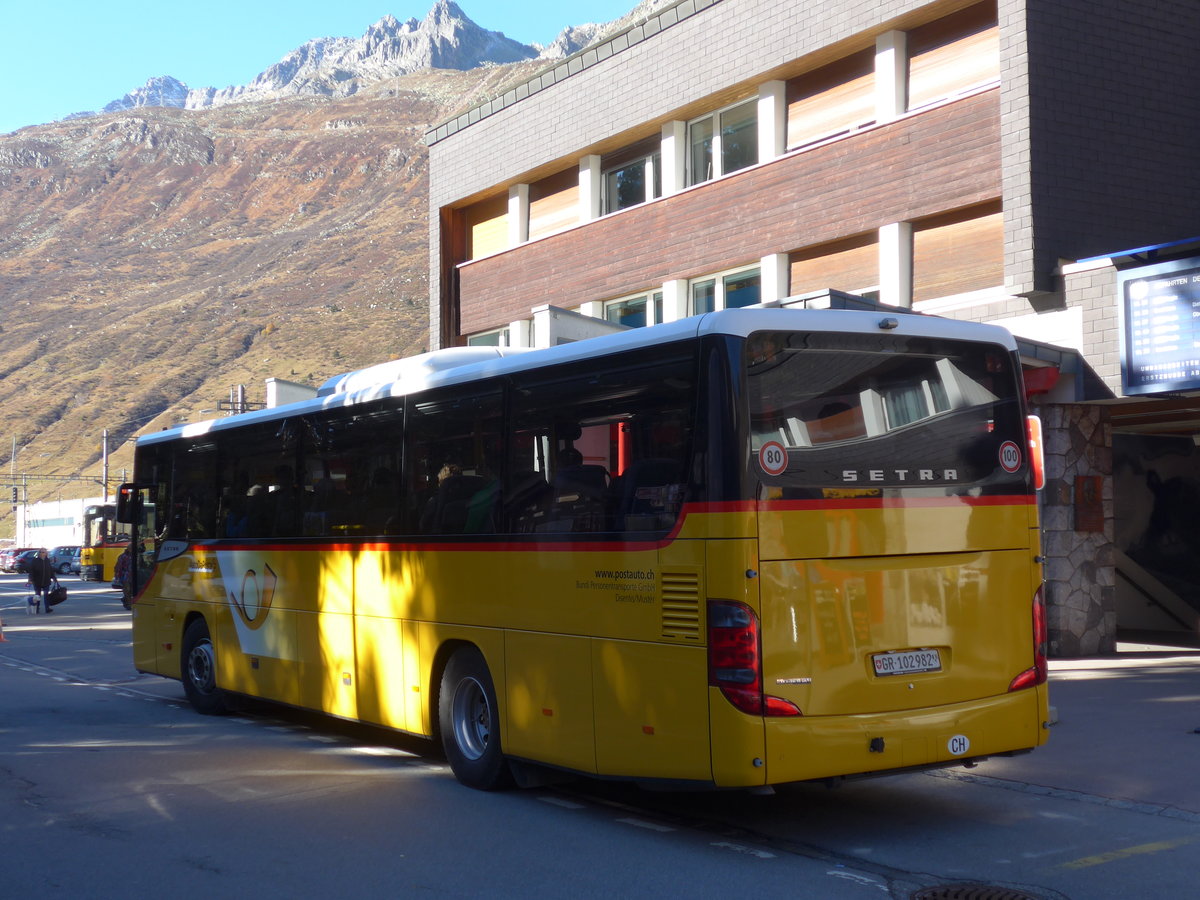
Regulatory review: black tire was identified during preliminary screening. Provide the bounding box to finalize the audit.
[57,562,70,574]
[438,647,512,790]
[181,618,228,715]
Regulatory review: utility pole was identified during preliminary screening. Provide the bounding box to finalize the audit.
[102,429,110,503]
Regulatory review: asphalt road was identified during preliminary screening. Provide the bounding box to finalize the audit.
[3,573,1199,899]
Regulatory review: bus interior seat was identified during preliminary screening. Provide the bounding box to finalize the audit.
[430,474,495,533]
[554,464,608,499]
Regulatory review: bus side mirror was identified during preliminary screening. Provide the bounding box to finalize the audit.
[115,484,137,523]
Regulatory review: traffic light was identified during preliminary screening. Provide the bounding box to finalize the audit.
[9,487,15,504]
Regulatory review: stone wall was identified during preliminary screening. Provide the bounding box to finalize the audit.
[1034,400,1114,656]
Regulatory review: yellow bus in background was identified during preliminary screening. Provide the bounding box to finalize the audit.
[119,307,1048,790]
[79,502,128,582]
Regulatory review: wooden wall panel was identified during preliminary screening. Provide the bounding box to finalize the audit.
[457,89,1001,336]
[530,168,580,240]
[786,50,875,150]
[790,233,878,295]
[912,201,1003,302]
[464,194,508,260]
[908,2,999,110]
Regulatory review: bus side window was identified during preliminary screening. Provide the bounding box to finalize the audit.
[405,386,504,536]
[506,347,696,536]
[172,440,218,540]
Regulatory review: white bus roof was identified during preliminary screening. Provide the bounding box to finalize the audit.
[138,308,1017,447]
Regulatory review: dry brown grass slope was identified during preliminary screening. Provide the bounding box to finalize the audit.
[0,64,533,532]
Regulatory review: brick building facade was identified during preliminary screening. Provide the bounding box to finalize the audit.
[426,0,1200,653]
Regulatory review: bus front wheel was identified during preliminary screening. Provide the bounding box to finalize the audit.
[181,619,228,715]
[438,647,512,790]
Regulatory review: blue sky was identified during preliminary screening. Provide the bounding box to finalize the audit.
[0,0,638,135]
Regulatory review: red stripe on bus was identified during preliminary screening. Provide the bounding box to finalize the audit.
[760,494,1036,511]
[172,496,1032,555]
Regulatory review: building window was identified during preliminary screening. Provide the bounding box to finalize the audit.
[604,291,663,328]
[468,328,508,347]
[604,151,662,217]
[687,99,758,187]
[690,267,761,315]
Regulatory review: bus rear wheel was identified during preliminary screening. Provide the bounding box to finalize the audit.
[181,618,228,715]
[438,647,512,790]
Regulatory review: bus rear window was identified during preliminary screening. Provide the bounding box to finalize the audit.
[745,330,1025,493]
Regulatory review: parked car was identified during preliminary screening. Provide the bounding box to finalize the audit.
[48,545,79,575]
[69,548,82,575]
[12,548,45,575]
[1,547,38,573]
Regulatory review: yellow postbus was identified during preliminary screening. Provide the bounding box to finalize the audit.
[79,503,129,582]
[119,307,1048,790]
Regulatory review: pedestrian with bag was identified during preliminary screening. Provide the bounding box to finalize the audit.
[114,546,133,610]
[26,548,56,614]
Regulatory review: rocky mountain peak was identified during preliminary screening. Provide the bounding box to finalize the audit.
[98,75,190,116]
[74,1,685,122]
[87,2,540,119]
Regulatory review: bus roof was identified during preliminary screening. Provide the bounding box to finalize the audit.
[137,307,1018,447]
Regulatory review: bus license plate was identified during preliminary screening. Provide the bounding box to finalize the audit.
[872,649,942,676]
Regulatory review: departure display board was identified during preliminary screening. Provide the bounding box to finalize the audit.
[1118,257,1200,395]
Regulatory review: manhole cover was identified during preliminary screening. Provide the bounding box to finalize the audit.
[911,886,1043,900]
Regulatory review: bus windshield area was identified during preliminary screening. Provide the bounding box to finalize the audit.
[746,330,1026,495]
[83,504,127,548]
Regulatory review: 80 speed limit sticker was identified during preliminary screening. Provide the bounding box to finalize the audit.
[758,440,788,476]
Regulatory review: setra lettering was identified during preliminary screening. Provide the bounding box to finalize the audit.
[842,468,959,483]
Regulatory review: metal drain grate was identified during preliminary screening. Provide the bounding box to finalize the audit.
[911,886,1044,900]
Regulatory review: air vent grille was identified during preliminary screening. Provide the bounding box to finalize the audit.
[661,569,701,641]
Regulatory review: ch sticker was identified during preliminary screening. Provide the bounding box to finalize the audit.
[229,563,278,630]
[947,734,970,756]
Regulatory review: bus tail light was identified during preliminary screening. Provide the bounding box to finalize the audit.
[708,600,802,717]
[1026,415,1045,491]
[1008,585,1048,691]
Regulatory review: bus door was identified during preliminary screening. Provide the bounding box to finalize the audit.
[117,483,162,671]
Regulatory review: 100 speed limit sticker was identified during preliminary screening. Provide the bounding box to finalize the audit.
[998,440,1022,473]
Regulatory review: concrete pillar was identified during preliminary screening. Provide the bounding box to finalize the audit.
[878,221,913,308]
[579,155,601,221]
[875,30,908,122]
[660,122,686,196]
[508,184,529,245]
[661,279,688,322]
[758,80,787,161]
[758,80,787,160]
[760,252,790,304]
[508,320,531,348]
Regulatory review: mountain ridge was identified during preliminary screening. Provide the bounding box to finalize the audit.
[81,1,620,123]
